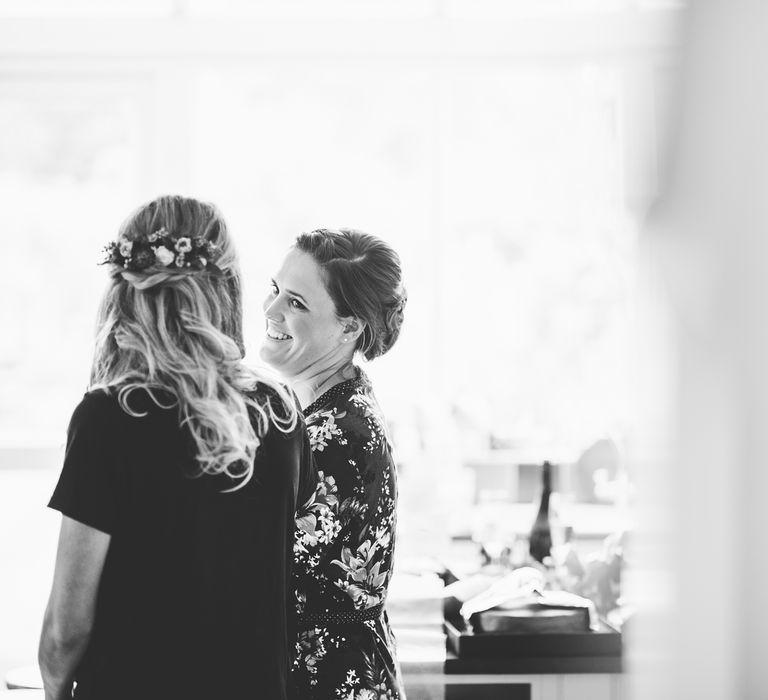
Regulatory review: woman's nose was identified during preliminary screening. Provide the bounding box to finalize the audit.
[263,294,284,321]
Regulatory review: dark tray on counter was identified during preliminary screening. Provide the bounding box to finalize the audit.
[443,615,622,674]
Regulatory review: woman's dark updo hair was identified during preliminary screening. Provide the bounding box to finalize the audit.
[295,228,406,361]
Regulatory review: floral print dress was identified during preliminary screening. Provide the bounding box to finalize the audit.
[292,369,404,700]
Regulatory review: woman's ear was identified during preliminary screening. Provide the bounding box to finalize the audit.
[341,317,363,343]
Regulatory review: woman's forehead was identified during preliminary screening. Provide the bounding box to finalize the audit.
[277,249,333,305]
[277,248,319,284]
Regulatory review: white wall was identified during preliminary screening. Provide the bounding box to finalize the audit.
[630,2,768,698]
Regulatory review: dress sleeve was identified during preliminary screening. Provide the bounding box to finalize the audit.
[296,393,397,611]
[48,392,123,535]
[328,406,396,611]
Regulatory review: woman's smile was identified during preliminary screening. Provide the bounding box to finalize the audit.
[260,248,350,381]
[265,326,292,341]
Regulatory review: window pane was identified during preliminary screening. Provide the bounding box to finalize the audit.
[185,0,435,19]
[444,0,628,19]
[444,0,684,18]
[0,0,177,18]
[438,65,635,451]
[191,65,436,418]
[0,79,145,445]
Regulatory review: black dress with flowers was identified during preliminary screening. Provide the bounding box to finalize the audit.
[292,370,404,700]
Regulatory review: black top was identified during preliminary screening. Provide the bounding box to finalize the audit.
[48,386,315,700]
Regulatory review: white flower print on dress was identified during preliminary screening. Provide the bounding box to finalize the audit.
[294,628,327,682]
[332,539,388,610]
[293,372,401,700]
[295,471,341,563]
[307,409,348,452]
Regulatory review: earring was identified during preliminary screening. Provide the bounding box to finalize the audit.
[343,338,349,343]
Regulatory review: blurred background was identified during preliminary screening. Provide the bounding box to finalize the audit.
[0,1,718,698]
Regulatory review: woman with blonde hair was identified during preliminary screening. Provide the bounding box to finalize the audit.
[39,195,314,700]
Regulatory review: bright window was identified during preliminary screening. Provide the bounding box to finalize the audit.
[0,5,680,678]
[0,77,146,445]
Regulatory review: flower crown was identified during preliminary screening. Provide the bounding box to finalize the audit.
[101,227,220,273]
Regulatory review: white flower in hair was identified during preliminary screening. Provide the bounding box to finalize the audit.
[155,247,175,266]
[175,237,192,253]
[119,238,133,256]
[175,253,186,267]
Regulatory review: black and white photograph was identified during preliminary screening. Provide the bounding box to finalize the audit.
[2,1,767,699]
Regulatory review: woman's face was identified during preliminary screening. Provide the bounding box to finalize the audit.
[260,248,351,380]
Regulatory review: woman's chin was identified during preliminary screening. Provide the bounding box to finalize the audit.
[258,342,279,367]
[259,342,293,375]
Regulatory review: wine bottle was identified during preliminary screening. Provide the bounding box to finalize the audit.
[529,461,553,564]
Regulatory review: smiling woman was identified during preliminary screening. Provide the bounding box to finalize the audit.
[261,229,407,409]
[261,247,352,394]
[259,228,408,700]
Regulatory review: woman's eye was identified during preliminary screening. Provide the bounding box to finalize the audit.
[290,298,306,310]
[270,283,278,295]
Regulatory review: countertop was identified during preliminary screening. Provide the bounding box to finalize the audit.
[387,570,622,700]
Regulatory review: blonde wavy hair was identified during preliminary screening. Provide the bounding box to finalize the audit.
[91,195,297,490]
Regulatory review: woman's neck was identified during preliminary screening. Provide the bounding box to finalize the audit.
[292,361,358,409]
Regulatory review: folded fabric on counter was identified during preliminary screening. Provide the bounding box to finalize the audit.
[444,567,597,634]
